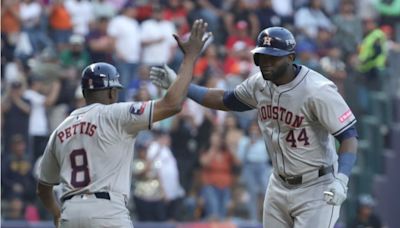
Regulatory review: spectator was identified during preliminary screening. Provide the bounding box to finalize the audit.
[65,0,94,36]
[170,107,200,193]
[3,197,25,220]
[358,18,388,91]
[132,143,166,222]
[92,0,116,19]
[1,0,21,36]
[163,0,190,36]
[20,0,52,53]
[373,0,400,31]
[295,39,321,71]
[222,113,244,156]
[194,44,224,80]
[320,47,347,96]
[140,5,177,66]
[28,48,72,131]
[271,0,293,25]
[147,130,185,221]
[24,74,60,161]
[86,16,114,63]
[332,0,363,59]
[59,34,90,72]
[223,41,254,90]
[350,194,385,228]
[48,0,73,51]
[1,134,36,202]
[256,0,282,30]
[294,0,334,39]
[226,182,251,221]
[224,0,260,40]
[236,120,271,222]
[225,20,255,52]
[107,2,141,101]
[199,130,241,220]
[1,79,31,153]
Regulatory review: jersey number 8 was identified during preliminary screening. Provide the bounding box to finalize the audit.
[70,149,91,188]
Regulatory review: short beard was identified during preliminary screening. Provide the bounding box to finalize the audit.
[261,61,290,81]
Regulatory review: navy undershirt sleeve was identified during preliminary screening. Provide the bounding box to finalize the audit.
[223,90,253,112]
[335,125,358,142]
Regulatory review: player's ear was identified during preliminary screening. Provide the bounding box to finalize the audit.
[289,53,296,61]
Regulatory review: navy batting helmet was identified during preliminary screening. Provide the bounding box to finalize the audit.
[251,27,296,66]
[81,62,123,90]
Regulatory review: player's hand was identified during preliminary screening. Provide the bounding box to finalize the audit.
[150,64,177,90]
[323,173,349,205]
[173,19,212,58]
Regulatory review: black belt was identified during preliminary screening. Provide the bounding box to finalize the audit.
[62,192,110,203]
[278,165,334,185]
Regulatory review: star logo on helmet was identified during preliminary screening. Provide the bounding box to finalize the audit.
[263,36,272,46]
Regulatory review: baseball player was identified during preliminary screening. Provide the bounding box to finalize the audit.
[150,27,358,228]
[36,19,211,228]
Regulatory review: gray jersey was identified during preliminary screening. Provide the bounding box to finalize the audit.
[234,65,356,176]
[38,101,154,200]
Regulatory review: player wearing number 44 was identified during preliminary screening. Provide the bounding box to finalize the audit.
[150,27,358,228]
[36,19,212,228]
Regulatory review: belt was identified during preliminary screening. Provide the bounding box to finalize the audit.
[62,192,110,203]
[278,165,333,185]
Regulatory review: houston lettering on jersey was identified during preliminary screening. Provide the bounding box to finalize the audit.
[57,122,97,143]
[259,105,304,128]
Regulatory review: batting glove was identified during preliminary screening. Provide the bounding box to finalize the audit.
[323,173,349,206]
[149,64,177,90]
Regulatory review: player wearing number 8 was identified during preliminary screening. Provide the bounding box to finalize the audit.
[36,19,212,228]
[150,27,358,228]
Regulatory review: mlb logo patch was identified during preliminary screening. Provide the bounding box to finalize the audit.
[130,102,146,115]
[339,109,352,123]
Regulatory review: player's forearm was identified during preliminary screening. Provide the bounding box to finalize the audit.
[37,182,61,217]
[188,85,229,111]
[337,137,358,176]
[163,57,196,112]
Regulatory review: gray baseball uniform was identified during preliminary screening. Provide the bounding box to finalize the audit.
[38,101,154,228]
[234,65,356,228]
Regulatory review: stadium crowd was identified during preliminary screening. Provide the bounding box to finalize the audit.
[1,0,399,226]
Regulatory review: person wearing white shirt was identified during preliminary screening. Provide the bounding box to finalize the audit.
[107,2,141,101]
[20,0,51,52]
[23,76,60,161]
[65,0,94,35]
[147,130,185,220]
[140,5,177,66]
[294,0,334,39]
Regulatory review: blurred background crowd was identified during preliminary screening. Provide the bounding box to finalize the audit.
[1,0,399,227]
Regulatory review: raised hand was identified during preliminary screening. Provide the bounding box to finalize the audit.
[173,19,212,58]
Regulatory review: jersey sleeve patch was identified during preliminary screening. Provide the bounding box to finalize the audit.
[129,102,146,115]
[339,109,353,123]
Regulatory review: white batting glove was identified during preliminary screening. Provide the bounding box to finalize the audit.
[149,64,177,90]
[323,173,349,206]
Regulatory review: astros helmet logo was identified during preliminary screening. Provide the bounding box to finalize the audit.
[263,36,272,46]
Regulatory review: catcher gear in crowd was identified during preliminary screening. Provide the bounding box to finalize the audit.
[251,27,296,66]
[81,62,123,90]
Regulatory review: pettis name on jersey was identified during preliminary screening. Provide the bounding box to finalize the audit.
[57,121,97,143]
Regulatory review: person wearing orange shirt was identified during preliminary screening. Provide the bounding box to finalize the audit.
[199,130,241,220]
[48,0,73,50]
